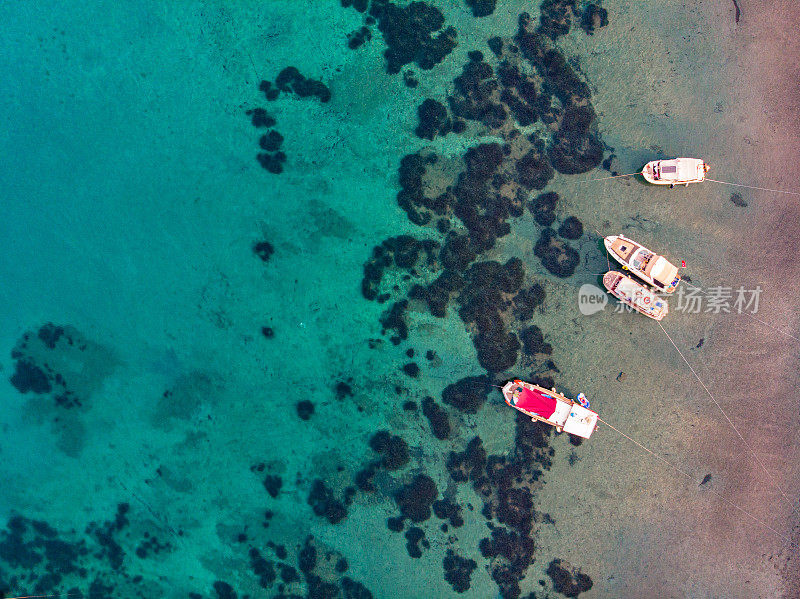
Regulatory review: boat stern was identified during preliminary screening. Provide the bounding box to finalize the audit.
[696,159,709,181]
[676,157,707,183]
[662,273,682,293]
[652,297,669,320]
[562,404,599,438]
[650,257,680,293]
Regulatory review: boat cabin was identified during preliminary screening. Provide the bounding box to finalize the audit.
[654,163,677,180]
[631,249,655,273]
[646,257,679,290]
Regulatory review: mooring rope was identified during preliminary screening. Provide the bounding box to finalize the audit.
[597,416,792,544]
[658,321,798,517]
[741,312,800,342]
[575,171,640,183]
[681,281,800,342]
[591,226,612,272]
[705,178,800,196]
[573,172,800,195]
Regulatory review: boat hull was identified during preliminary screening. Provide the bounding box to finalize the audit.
[502,380,598,439]
[602,271,669,320]
[642,158,708,185]
[604,235,681,293]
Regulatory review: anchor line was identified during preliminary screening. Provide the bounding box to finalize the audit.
[741,312,800,342]
[591,227,612,272]
[704,178,800,196]
[575,171,640,183]
[571,173,800,195]
[658,322,799,519]
[597,416,793,545]
[682,281,800,343]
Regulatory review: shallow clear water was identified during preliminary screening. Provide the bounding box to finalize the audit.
[2,1,799,598]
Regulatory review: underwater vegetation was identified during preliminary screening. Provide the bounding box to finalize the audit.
[4,1,608,597]
[347,3,606,595]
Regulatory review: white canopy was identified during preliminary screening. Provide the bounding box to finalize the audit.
[650,257,678,286]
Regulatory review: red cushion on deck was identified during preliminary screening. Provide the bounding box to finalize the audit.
[516,388,557,419]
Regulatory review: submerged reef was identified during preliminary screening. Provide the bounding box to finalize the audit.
[308,480,348,524]
[265,2,607,596]
[433,498,464,528]
[9,323,116,417]
[520,324,552,357]
[534,228,581,278]
[579,3,609,35]
[394,474,438,522]
[246,107,276,128]
[253,240,274,262]
[369,430,410,470]
[342,0,458,74]
[263,474,283,498]
[261,67,331,103]
[513,283,546,321]
[474,416,556,597]
[442,375,491,414]
[415,98,452,140]
[421,395,451,439]
[546,558,594,597]
[730,192,748,207]
[529,191,558,227]
[247,67,330,174]
[465,0,497,18]
[361,235,440,302]
[0,505,177,598]
[347,25,373,49]
[441,415,559,597]
[10,357,51,394]
[558,215,584,240]
[357,10,604,381]
[443,548,478,592]
[212,534,375,598]
[446,436,487,483]
[404,526,427,558]
[296,399,315,420]
[247,107,287,174]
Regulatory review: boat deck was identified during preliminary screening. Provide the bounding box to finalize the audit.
[610,237,638,261]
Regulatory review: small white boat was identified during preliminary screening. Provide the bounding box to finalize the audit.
[642,157,709,186]
[603,271,669,321]
[604,234,681,293]
[502,380,598,439]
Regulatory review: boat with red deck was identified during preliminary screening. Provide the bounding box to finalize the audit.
[501,379,598,439]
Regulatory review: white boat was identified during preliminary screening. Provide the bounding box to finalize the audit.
[603,271,669,320]
[604,234,681,293]
[642,157,709,186]
[502,380,598,439]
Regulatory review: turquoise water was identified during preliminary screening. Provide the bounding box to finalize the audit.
[2,1,799,598]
